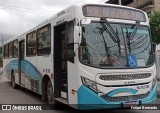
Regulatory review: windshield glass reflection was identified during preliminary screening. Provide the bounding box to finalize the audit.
[79,22,153,68]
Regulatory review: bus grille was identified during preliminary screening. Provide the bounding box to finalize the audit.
[101,92,149,102]
[99,73,151,81]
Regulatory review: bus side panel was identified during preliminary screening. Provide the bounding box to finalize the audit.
[36,55,53,94]
[67,44,80,106]
[17,57,44,94]
[67,61,79,106]
[3,58,11,80]
[3,58,18,81]
[24,57,37,91]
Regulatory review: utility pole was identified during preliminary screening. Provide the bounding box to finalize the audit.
[1,35,3,57]
[0,35,3,67]
[1,35,3,47]
[119,0,122,5]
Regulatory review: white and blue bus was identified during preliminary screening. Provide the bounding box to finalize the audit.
[3,3,157,109]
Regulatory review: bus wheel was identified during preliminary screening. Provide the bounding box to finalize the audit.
[47,80,57,109]
[11,73,19,89]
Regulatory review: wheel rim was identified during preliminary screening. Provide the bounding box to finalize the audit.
[47,81,54,104]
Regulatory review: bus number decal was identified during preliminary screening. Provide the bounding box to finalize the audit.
[43,69,50,73]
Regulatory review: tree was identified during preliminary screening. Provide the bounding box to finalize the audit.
[149,12,160,44]
[0,46,2,55]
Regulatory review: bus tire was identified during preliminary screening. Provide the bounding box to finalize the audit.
[47,80,59,109]
[11,73,19,89]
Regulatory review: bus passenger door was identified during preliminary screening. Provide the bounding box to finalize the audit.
[54,23,68,100]
[18,40,25,86]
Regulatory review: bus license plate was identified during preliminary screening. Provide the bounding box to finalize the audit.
[123,101,139,107]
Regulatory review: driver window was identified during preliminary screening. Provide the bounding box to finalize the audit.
[67,21,74,63]
[80,27,90,63]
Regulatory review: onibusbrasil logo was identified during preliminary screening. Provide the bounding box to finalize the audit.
[1,105,42,110]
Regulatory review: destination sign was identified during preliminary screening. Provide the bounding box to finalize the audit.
[83,5,146,22]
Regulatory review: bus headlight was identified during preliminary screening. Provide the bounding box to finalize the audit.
[152,78,156,89]
[81,77,97,92]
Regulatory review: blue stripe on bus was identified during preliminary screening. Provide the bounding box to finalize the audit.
[4,59,42,80]
[107,88,138,97]
[4,59,18,78]
[21,60,42,80]
[141,81,157,104]
[77,82,157,109]
[77,85,120,109]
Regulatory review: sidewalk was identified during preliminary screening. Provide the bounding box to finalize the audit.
[0,74,10,83]
[0,67,10,83]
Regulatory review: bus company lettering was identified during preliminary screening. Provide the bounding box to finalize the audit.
[56,18,65,25]
[137,85,149,89]
[43,69,50,73]
[124,81,135,85]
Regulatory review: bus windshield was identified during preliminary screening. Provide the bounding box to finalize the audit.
[79,21,154,68]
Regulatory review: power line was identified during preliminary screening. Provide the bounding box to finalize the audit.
[0,3,58,15]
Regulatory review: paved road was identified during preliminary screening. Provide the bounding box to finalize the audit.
[0,76,160,113]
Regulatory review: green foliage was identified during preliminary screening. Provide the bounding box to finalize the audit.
[149,12,160,44]
[0,46,2,55]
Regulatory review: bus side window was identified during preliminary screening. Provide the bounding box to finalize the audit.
[26,31,37,56]
[9,42,13,58]
[13,39,18,58]
[4,44,9,58]
[37,24,51,55]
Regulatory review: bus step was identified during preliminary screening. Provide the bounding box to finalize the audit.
[62,84,67,87]
[55,98,68,104]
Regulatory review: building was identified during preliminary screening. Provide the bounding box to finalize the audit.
[106,0,133,6]
[106,0,160,14]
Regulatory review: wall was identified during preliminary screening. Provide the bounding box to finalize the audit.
[0,57,2,67]
[156,45,160,80]
[154,0,160,12]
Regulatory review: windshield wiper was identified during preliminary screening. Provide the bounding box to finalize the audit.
[100,17,121,55]
[129,21,140,40]
[126,20,140,54]
[95,27,110,57]
[126,28,131,53]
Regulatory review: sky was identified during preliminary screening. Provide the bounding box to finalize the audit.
[0,0,107,43]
